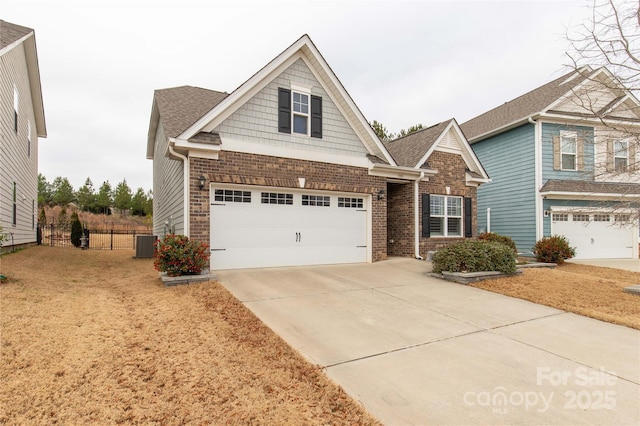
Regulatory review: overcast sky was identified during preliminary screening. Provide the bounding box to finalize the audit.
[4,0,592,193]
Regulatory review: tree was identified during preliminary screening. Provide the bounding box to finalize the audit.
[57,206,69,233]
[38,173,53,207]
[76,177,96,212]
[371,120,394,141]
[39,206,47,227]
[96,181,113,215]
[113,179,132,215]
[565,0,640,214]
[70,211,83,247]
[51,176,75,206]
[397,124,425,139]
[130,188,148,216]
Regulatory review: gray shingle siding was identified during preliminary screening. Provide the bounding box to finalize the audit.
[152,125,184,237]
[216,58,367,157]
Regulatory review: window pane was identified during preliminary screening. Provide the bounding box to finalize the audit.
[561,153,576,170]
[615,157,628,172]
[430,195,444,216]
[447,197,462,217]
[293,92,308,113]
[293,114,307,134]
[429,217,443,236]
[447,218,462,236]
[561,138,576,154]
[614,140,628,155]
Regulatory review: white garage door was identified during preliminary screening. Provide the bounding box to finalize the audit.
[551,211,636,259]
[210,186,369,270]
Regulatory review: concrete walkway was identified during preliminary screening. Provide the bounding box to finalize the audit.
[567,258,640,272]
[218,258,640,425]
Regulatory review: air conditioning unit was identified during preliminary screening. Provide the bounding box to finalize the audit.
[135,235,157,258]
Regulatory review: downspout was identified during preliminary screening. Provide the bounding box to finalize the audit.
[487,207,491,233]
[414,171,426,259]
[529,116,543,242]
[168,143,190,237]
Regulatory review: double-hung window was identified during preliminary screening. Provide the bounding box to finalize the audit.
[292,92,309,135]
[13,85,19,133]
[614,140,629,172]
[429,195,462,237]
[278,87,322,138]
[560,131,577,171]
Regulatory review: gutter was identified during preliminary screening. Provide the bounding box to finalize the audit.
[168,143,190,237]
[414,171,426,260]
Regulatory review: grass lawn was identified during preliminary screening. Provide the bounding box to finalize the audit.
[471,262,640,330]
[0,247,380,425]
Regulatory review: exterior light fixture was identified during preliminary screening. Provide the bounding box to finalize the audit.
[377,189,386,200]
[198,175,207,190]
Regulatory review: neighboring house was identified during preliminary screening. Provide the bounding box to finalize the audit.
[147,35,489,270]
[0,20,46,248]
[461,66,640,259]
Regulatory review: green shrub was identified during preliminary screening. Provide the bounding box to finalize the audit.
[477,232,518,255]
[532,235,576,264]
[432,240,517,274]
[154,234,210,276]
[70,212,83,247]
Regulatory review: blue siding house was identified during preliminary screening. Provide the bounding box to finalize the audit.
[462,67,640,259]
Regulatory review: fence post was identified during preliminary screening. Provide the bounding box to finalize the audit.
[50,224,54,247]
[110,229,114,250]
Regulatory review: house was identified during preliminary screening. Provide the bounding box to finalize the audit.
[0,20,46,248]
[147,35,488,270]
[461,66,640,259]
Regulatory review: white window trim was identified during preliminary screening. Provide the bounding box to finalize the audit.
[560,130,577,171]
[430,195,463,237]
[291,84,311,136]
[614,139,629,172]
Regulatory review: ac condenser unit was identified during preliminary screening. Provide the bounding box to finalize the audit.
[135,235,157,258]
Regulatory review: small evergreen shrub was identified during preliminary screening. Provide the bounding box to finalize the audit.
[432,240,517,274]
[477,232,518,255]
[154,234,210,277]
[532,235,576,264]
[70,212,83,247]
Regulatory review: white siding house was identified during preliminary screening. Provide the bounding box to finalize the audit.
[0,20,46,248]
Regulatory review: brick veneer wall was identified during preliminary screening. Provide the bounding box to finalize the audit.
[189,151,388,262]
[385,150,479,258]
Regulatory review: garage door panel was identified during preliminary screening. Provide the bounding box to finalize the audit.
[552,212,635,259]
[210,187,369,270]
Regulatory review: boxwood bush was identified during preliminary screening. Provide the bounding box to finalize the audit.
[532,235,576,264]
[477,232,518,255]
[432,240,517,274]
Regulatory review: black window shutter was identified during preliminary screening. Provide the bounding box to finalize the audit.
[310,95,322,138]
[421,194,430,238]
[278,88,291,134]
[464,197,473,238]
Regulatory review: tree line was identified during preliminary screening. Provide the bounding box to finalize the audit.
[38,174,152,217]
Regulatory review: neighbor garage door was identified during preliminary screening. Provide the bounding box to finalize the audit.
[210,185,369,269]
[551,211,636,259]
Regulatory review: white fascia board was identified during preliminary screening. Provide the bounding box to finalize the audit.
[146,100,160,159]
[540,191,640,201]
[369,164,435,180]
[0,31,32,56]
[221,137,371,168]
[468,116,534,144]
[540,112,640,128]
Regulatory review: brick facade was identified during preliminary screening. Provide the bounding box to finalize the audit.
[188,151,388,261]
[385,151,479,258]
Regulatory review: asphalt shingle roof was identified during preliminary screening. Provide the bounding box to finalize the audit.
[540,179,640,195]
[383,120,452,168]
[154,86,228,138]
[460,69,592,142]
[0,20,33,50]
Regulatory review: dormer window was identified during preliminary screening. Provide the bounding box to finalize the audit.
[278,87,322,138]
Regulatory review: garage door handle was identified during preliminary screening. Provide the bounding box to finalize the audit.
[210,248,226,251]
[295,232,301,242]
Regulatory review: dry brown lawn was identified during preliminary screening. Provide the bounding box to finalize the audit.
[471,262,640,330]
[0,247,379,425]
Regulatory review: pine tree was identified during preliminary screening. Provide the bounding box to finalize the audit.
[70,211,83,247]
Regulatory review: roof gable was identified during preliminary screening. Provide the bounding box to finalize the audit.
[0,20,46,137]
[384,119,489,181]
[179,34,395,165]
[461,66,640,143]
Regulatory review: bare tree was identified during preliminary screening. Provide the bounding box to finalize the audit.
[562,0,640,218]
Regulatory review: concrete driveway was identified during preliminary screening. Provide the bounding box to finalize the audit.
[567,258,640,272]
[218,258,640,425]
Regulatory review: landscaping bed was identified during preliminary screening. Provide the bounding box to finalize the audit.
[0,247,379,424]
[471,262,640,330]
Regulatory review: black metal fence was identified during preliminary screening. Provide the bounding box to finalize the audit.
[40,225,153,250]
